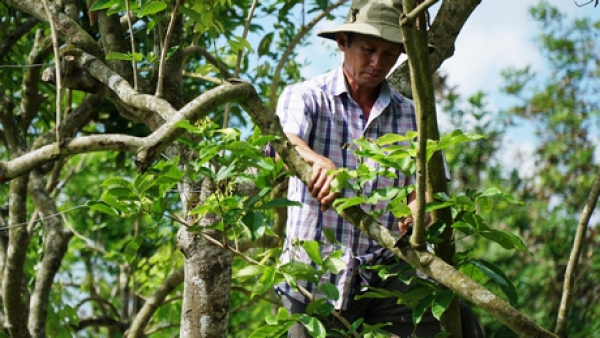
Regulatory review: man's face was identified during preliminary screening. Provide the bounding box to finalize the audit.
[337,33,403,89]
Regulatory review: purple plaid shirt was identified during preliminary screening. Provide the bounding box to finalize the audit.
[276,66,417,309]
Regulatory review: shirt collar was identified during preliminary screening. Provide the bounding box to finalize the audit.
[331,66,391,107]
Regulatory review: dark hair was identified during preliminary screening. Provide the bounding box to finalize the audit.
[344,32,354,46]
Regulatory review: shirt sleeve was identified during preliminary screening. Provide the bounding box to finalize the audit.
[276,84,314,140]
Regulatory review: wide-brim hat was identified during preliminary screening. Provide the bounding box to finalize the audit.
[318,0,404,45]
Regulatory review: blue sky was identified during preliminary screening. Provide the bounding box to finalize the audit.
[293,0,600,176]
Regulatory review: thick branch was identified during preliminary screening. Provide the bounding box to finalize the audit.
[80,52,175,122]
[4,175,31,338]
[127,268,184,338]
[27,170,73,338]
[0,135,144,181]
[555,170,600,336]
[401,0,430,251]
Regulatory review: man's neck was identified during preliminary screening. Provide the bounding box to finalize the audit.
[348,84,380,121]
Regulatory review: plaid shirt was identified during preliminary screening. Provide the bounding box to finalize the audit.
[276,66,417,310]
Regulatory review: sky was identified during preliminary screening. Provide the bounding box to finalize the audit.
[297,0,600,176]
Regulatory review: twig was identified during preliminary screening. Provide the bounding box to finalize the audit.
[400,0,439,26]
[41,0,62,141]
[125,0,139,90]
[269,0,348,109]
[555,170,600,336]
[296,284,360,338]
[172,214,262,266]
[144,324,180,336]
[155,0,182,98]
[223,0,259,130]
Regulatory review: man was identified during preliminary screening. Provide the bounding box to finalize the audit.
[274,0,484,337]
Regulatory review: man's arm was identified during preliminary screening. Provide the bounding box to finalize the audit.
[286,133,339,212]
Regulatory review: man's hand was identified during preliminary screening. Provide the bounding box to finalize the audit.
[399,195,432,235]
[308,157,339,212]
[285,133,340,212]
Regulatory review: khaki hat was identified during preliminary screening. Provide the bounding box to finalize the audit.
[318,0,404,44]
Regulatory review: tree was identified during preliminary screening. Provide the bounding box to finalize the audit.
[0,0,593,337]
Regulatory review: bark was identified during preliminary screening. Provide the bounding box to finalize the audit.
[18,29,52,133]
[0,97,32,338]
[27,171,73,338]
[178,180,232,338]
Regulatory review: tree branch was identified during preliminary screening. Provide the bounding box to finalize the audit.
[0,135,144,181]
[0,0,102,57]
[71,316,129,332]
[127,268,184,338]
[155,0,182,98]
[80,52,176,122]
[0,17,39,61]
[182,46,234,79]
[27,170,73,337]
[41,0,64,142]
[389,0,482,98]
[555,170,600,336]
[400,0,439,26]
[19,29,52,133]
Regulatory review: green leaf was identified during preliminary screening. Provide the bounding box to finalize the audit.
[319,282,340,301]
[174,120,202,133]
[235,265,266,280]
[376,133,412,146]
[252,266,278,295]
[106,52,135,61]
[302,240,323,266]
[413,294,435,325]
[299,315,326,338]
[89,0,120,11]
[124,239,140,263]
[241,211,266,241]
[322,229,339,245]
[322,253,345,274]
[137,1,167,17]
[306,298,334,317]
[256,198,301,210]
[258,32,274,57]
[248,323,291,338]
[332,196,366,211]
[431,290,455,321]
[87,201,119,217]
[469,259,519,305]
[101,177,133,189]
[104,187,137,199]
[480,229,527,250]
[280,262,319,284]
[180,7,202,23]
[133,174,156,194]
